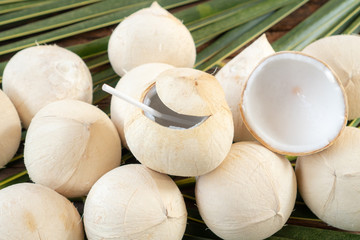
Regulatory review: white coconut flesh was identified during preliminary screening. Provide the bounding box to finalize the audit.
[241,52,347,155]
[143,86,209,129]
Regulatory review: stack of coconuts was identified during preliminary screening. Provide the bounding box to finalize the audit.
[0,1,360,239]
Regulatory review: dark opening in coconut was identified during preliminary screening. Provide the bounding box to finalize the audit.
[143,86,208,129]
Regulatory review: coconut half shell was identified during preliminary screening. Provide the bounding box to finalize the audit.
[215,34,275,142]
[240,51,347,156]
[124,68,234,176]
[302,34,360,120]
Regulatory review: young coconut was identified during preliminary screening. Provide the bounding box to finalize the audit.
[240,51,347,156]
[108,2,196,77]
[215,34,275,142]
[110,62,174,149]
[296,126,360,232]
[2,45,92,128]
[302,35,360,120]
[195,141,297,240]
[0,183,84,239]
[0,89,21,168]
[124,67,234,176]
[24,99,121,198]
[83,164,187,240]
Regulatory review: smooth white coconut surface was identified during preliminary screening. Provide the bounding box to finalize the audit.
[196,142,297,240]
[241,52,347,155]
[2,45,92,128]
[0,89,21,168]
[24,99,122,198]
[0,183,84,239]
[296,126,360,231]
[84,164,187,240]
[108,2,196,76]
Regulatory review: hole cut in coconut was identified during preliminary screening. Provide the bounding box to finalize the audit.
[241,52,347,156]
[143,86,208,129]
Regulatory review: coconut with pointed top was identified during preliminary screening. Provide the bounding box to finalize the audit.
[111,63,174,149]
[0,89,21,168]
[123,67,234,177]
[83,164,187,240]
[2,45,93,128]
[24,99,122,198]
[296,126,360,232]
[215,34,275,142]
[0,183,84,239]
[302,34,360,120]
[240,51,347,156]
[108,2,196,77]
[196,141,297,240]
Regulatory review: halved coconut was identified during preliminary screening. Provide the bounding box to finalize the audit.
[215,34,275,142]
[296,126,360,231]
[110,63,174,149]
[302,35,360,120]
[83,164,187,240]
[240,51,347,156]
[196,141,297,240]
[108,1,196,76]
[0,89,21,168]
[124,67,234,177]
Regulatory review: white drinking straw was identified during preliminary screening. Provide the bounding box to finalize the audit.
[102,84,197,125]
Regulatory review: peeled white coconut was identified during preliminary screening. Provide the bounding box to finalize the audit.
[83,164,187,240]
[0,183,84,239]
[196,141,297,240]
[302,35,360,120]
[124,67,234,176]
[240,51,347,156]
[296,126,360,231]
[24,99,121,198]
[111,62,174,149]
[215,34,275,142]
[108,2,196,77]
[0,89,21,168]
[2,45,92,128]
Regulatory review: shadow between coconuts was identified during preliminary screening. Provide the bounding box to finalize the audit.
[239,51,348,157]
